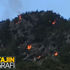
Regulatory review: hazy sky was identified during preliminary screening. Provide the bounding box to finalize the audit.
[0,0,70,21]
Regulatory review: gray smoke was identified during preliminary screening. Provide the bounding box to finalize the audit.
[8,0,23,14]
[2,0,23,20]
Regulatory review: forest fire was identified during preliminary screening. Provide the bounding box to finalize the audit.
[52,20,56,25]
[54,52,58,56]
[19,15,22,21]
[37,56,41,59]
[27,45,32,50]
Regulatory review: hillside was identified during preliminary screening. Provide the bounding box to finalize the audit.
[0,11,70,70]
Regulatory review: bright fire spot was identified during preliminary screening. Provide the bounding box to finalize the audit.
[52,21,56,25]
[54,52,58,56]
[27,45,32,50]
[37,56,41,59]
[19,15,22,21]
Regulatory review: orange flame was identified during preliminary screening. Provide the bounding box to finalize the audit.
[37,56,41,59]
[19,15,22,21]
[54,52,58,56]
[52,21,56,25]
[27,45,32,50]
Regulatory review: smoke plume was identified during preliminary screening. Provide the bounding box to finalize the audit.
[8,0,23,14]
[2,0,23,20]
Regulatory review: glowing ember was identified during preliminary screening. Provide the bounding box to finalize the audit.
[27,45,32,50]
[37,56,41,59]
[19,15,22,21]
[52,21,56,25]
[54,52,58,56]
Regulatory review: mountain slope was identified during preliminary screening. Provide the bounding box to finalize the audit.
[0,11,70,70]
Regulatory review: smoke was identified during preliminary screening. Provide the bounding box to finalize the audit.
[8,0,23,14]
[1,0,23,20]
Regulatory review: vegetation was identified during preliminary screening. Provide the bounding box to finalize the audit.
[0,11,70,70]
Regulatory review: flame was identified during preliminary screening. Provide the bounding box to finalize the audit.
[19,15,22,21]
[54,52,58,56]
[27,45,32,50]
[52,20,56,25]
[37,56,41,59]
